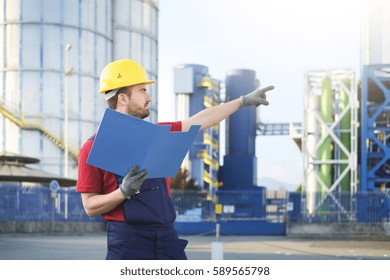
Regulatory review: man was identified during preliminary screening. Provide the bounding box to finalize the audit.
[76,59,274,260]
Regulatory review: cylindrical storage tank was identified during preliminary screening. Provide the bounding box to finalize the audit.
[225,69,258,156]
[306,95,320,214]
[0,0,159,180]
[113,0,158,123]
[318,76,333,192]
[362,0,390,65]
[0,0,111,179]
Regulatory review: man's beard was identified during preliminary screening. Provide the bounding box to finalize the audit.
[130,104,150,119]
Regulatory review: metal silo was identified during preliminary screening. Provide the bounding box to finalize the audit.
[222,69,258,189]
[0,0,159,181]
[112,0,159,122]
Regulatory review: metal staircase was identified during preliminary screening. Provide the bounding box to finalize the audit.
[0,100,79,163]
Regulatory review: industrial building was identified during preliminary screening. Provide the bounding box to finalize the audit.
[174,64,221,191]
[171,0,390,231]
[0,0,158,179]
[0,0,389,235]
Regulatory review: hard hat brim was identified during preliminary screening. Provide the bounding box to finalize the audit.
[99,80,156,94]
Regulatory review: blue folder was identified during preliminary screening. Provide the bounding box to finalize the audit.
[86,108,200,178]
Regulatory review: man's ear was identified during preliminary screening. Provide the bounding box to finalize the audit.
[117,93,128,105]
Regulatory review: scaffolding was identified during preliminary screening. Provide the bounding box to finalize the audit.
[361,64,390,192]
[302,69,358,219]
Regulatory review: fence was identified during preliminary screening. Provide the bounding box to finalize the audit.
[289,191,390,223]
[0,184,102,222]
[171,189,268,222]
[1,183,390,234]
[171,188,286,235]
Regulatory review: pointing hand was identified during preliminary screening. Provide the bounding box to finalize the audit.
[241,85,275,107]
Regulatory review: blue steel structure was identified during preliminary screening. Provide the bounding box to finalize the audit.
[218,69,266,219]
[361,65,390,192]
[174,64,220,191]
[221,69,258,190]
[174,67,269,223]
[175,67,261,189]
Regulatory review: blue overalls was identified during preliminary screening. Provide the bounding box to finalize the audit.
[88,135,188,260]
[105,176,188,260]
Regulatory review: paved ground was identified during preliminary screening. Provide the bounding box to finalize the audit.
[1,233,390,260]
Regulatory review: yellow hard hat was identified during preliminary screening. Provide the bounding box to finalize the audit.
[99,59,155,94]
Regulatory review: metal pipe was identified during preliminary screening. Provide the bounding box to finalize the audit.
[64,43,72,177]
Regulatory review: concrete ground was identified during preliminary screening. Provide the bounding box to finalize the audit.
[0,233,390,260]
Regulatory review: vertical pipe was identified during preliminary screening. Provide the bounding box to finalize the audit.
[39,0,44,166]
[318,76,333,192]
[64,189,68,220]
[0,0,6,150]
[361,67,369,191]
[64,44,71,177]
[307,94,319,214]
[93,0,98,142]
[18,0,23,152]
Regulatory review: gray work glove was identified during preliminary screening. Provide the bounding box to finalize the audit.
[119,165,148,199]
[241,85,275,107]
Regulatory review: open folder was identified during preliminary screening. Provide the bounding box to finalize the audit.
[86,108,200,178]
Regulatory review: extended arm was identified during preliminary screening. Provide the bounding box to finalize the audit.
[182,98,241,131]
[181,85,274,131]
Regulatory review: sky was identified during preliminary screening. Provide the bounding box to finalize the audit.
[157,0,362,190]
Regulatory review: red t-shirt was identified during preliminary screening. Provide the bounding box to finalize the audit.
[76,121,182,221]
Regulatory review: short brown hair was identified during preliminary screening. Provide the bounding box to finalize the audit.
[106,86,133,109]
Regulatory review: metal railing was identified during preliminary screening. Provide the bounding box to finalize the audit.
[0,100,79,162]
[1,184,389,224]
[0,184,101,222]
[172,189,269,222]
[291,191,390,223]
